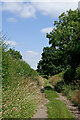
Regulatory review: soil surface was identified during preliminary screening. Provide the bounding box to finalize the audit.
[32,85,80,119]
[57,93,80,120]
[32,92,49,118]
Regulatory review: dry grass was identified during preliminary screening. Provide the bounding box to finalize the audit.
[71,89,80,108]
[49,72,64,86]
[2,77,42,118]
[38,76,45,88]
[49,76,61,86]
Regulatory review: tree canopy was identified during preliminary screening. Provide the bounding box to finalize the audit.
[8,48,22,60]
[37,9,80,82]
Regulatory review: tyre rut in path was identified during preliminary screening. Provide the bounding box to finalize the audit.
[57,93,80,120]
[32,92,49,118]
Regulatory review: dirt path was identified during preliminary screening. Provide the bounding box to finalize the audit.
[57,93,80,120]
[32,93,49,118]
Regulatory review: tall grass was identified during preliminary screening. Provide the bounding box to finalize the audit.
[49,71,80,109]
[49,71,64,86]
[2,78,41,118]
[2,49,41,118]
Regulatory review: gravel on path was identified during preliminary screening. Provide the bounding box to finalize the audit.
[32,93,49,118]
[57,93,80,120]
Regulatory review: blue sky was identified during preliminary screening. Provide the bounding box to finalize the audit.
[1,0,78,69]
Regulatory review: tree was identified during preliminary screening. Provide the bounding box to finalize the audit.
[37,9,80,80]
[8,48,22,60]
[47,9,80,68]
[37,47,64,76]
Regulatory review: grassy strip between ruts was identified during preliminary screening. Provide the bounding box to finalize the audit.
[45,89,75,118]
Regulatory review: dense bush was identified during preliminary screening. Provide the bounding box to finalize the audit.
[2,41,41,118]
[37,9,80,79]
[63,68,75,84]
[61,84,75,99]
[41,75,49,79]
[8,48,22,60]
[2,46,39,90]
[54,80,65,93]
[75,65,80,80]
[49,76,61,87]
[49,71,64,86]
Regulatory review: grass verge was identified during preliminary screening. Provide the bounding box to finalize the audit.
[45,89,75,118]
[2,78,41,118]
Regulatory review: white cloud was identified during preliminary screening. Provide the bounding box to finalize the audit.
[32,2,78,18]
[20,3,36,18]
[23,50,41,70]
[1,0,79,2]
[2,1,78,19]
[1,0,24,2]
[4,40,17,46]
[7,17,17,22]
[2,2,36,18]
[30,0,79,2]
[40,27,53,34]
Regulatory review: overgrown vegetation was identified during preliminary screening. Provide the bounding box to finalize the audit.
[49,71,64,86]
[49,72,80,109]
[37,8,80,110]
[1,7,80,118]
[37,9,80,83]
[2,38,41,118]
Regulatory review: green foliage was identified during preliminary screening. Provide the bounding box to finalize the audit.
[54,80,65,93]
[2,46,39,90]
[37,47,64,76]
[2,39,41,118]
[63,68,75,84]
[37,9,80,83]
[44,78,51,87]
[61,84,75,99]
[61,83,80,109]
[41,75,49,79]
[49,71,65,86]
[8,48,22,60]
[75,65,80,80]
[52,72,80,108]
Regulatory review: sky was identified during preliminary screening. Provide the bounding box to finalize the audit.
[1,0,79,70]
